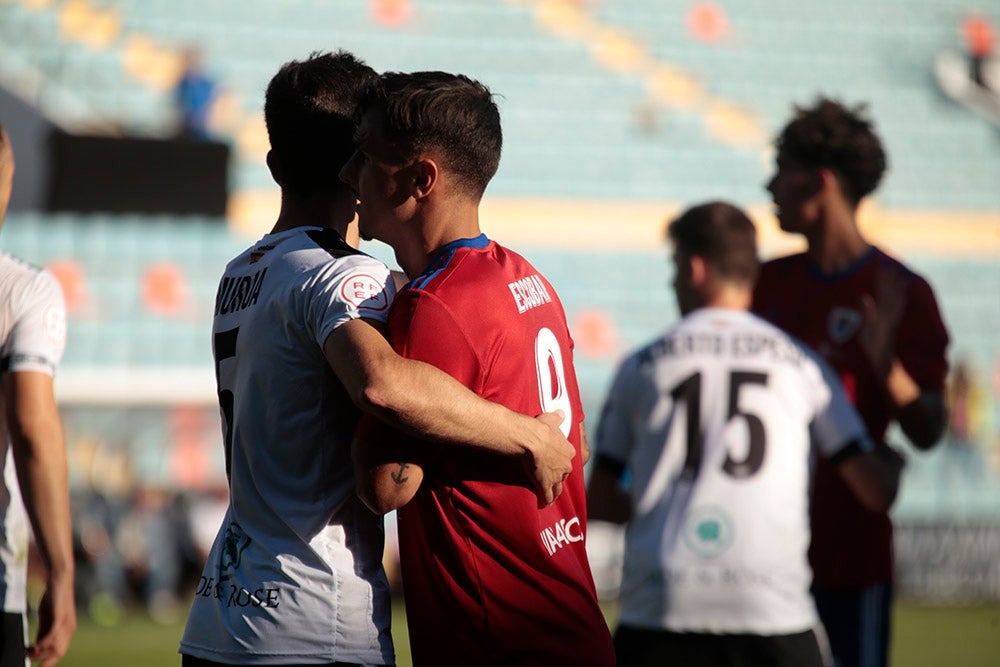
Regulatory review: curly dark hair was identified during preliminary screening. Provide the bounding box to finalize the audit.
[775,97,887,204]
[264,50,377,196]
[357,71,502,200]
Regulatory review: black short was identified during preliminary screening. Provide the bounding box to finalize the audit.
[613,624,825,667]
[181,654,375,667]
[0,612,25,667]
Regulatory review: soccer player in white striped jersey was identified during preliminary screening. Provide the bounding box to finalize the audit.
[179,53,573,667]
[586,201,904,667]
[0,123,76,667]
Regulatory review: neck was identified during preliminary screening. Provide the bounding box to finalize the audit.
[396,197,483,277]
[270,190,356,241]
[804,201,871,274]
[704,283,752,311]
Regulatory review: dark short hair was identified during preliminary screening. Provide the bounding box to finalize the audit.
[358,71,502,200]
[775,97,887,204]
[667,201,759,285]
[264,50,377,196]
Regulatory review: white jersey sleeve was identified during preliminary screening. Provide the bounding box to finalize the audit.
[309,256,394,349]
[1,260,66,376]
[594,352,645,466]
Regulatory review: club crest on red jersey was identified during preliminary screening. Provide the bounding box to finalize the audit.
[828,307,862,343]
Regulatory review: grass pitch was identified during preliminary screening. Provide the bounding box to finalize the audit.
[55,599,1000,666]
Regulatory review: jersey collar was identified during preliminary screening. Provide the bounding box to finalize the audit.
[410,234,490,290]
[437,234,489,253]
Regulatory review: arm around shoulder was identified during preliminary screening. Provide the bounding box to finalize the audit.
[325,317,575,506]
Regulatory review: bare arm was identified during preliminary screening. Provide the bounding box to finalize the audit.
[3,371,76,666]
[585,456,631,525]
[837,444,906,513]
[352,435,425,515]
[861,270,947,450]
[325,318,575,506]
[888,364,946,450]
[357,412,573,515]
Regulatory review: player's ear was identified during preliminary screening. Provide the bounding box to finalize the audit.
[266,149,283,187]
[689,254,709,287]
[412,158,438,199]
[814,168,837,196]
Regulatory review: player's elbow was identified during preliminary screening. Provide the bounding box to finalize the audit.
[356,481,395,515]
[853,484,896,513]
[356,469,418,515]
[906,419,946,451]
[840,452,902,513]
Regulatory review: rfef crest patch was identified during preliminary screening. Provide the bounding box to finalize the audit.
[340,273,389,311]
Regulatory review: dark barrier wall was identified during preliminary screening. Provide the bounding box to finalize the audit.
[47,130,229,216]
[895,522,1000,601]
[0,85,52,212]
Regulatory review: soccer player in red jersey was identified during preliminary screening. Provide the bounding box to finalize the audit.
[342,71,616,666]
[752,98,951,667]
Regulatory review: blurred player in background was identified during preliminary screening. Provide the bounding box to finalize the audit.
[178,52,574,666]
[0,123,76,666]
[587,201,902,667]
[753,98,950,667]
[344,71,616,666]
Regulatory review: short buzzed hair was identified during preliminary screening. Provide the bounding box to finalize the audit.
[264,50,377,196]
[667,201,759,286]
[357,71,502,200]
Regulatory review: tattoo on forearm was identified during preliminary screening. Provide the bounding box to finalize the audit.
[390,463,409,485]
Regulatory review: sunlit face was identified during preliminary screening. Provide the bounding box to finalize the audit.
[338,111,415,244]
[765,152,821,235]
[0,136,13,230]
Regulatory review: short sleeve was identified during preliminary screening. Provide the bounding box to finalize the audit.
[896,275,949,391]
[3,270,67,376]
[593,353,641,466]
[311,256,396,349]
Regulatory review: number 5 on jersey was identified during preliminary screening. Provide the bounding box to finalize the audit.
[670,370,768,481]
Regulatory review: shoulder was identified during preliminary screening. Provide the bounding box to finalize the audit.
[759,252,807,275]
[869,247,939,301]
[0,253,64,309]
[755,252,807,295]
[411,239,536,301]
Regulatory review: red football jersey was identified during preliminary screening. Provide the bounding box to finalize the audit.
[359,235,615,666]
[753,247,949,587]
